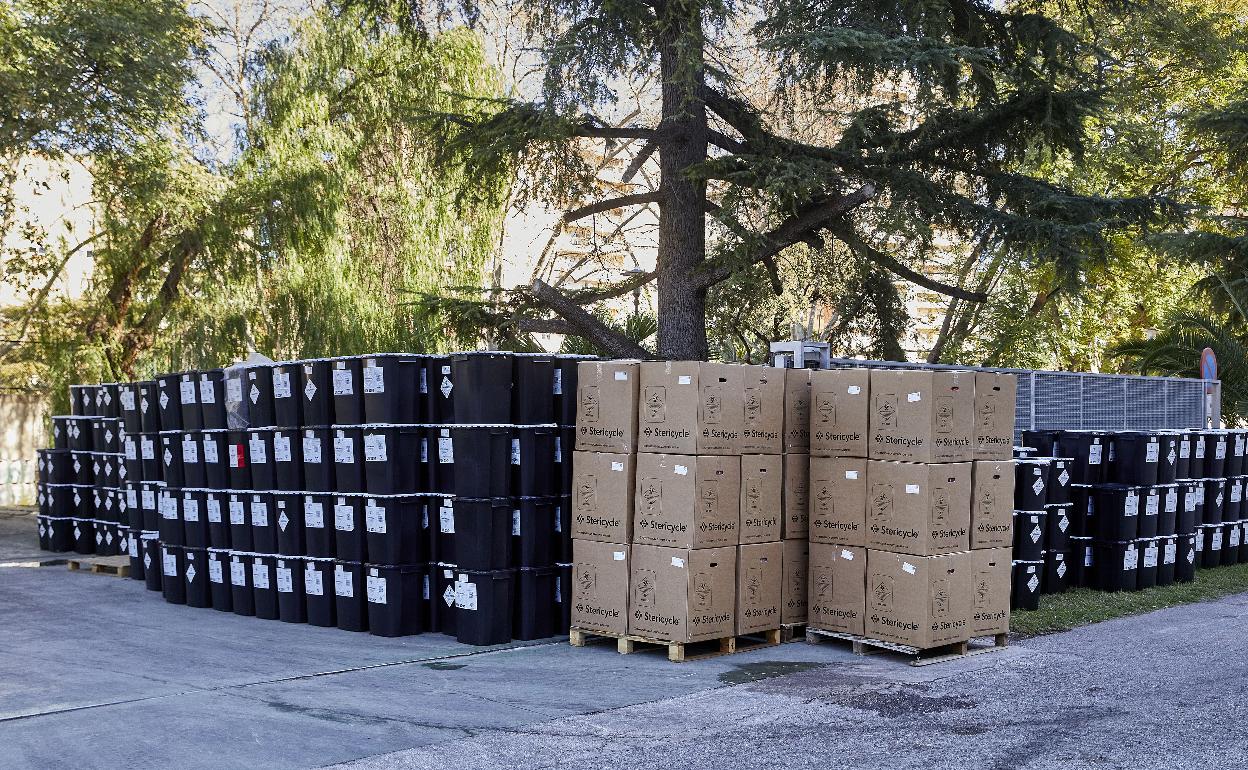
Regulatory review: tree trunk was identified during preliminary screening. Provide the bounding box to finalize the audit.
[654,5,709,360]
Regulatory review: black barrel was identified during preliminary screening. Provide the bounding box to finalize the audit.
[69,450,93,486]
[1229,430,1247,477]
[364,494,428,566]
[450,352,514,424]
[331,426,365,493]
[249,491,277,554]
[270,362,302,428]
[272,427,302,491]
[274,492,304,556]
[178,372,202,431]
[136,381,160,433]
[1201,523,1223,568]
[1136,485,1162,539]
[158,432,184,486]
[454,568,515,645]
[161,544,187,604]
[425,356,454,423]
[1045,457,1073,506]
[1177,481,1199,535]
[1157,432,1180,484]
[332,494,367,562]
[243,366,277,428]
[1176,430,1195,479]
[137,481,161,531]
[1056,430,1109,484]
[246,428,276,491]
[512,496,556,568]
[252,554,279,620]
[184,547,211,608]
[1041,551,1069,595]
[1157,484,1179,537]
[199,369,227,430]
[555,562,572,634]
[1044,503,1072,553]
[1158,535,1177,587]
[453,497,512,569]
[1092,485,1143,541]
[1203,430,1228,478]
[298,359,334,426]
[91,417,121,453]
[125,526,143,578]
[1223,523,1242,566]
[430,563,458,634]
[142,532,162,591]
[512,425,558,497]
[366,563,428,637]
[300,426,333,492]
[207,547,233,611]
[431,496,455,564]
[226,431,250,490]
[363,354,423,424]
[276,556,307,623]
[1010,561,1042,610]
[227,492,253,552]
[1226,476,1245,520]
[201,429,228,488]
[303,493,335,558]
[119,383,142,433]
[512,354,555,425]
[1094,540,1138,592]
[554,355,593,427]
[334,560,368,631]
[449,425,512,498]
[69,384,95,417]
[304,557,336,626]
[1109,431,1160,486]
[362,424,422,495]
[1175,533,1198,582]
[331,357,364,425]
[429,425,454,494]
[1014,459,1049,511]
[515,565,559,640]
[205,489,230,549]
[158,488,183,546]
[1204,477,1227,524]
[181,489,209,549]
[180,431,205,488]
[1137,539,1159,589]
[230,551,255,616]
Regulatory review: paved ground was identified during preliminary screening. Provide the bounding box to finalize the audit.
[4,509,1247,769]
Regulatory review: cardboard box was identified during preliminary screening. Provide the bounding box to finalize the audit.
[783,368,812,453]
[575,360,640,453]
[971,460,1015,549]
[866,549,971,648]
[570,540,630,635]
[571,451,636,543]
[868,369,975,462]
[740,366,785,454]
[781,538,809,624]
[637,361,744,455]
[865,460,972,555]
[808,542,867,635]
[736,542,783,634]
[740,454,782,544]
[974,371,1018,460]
[782,453,809,538]
[967,547,1011,636]
[634,453,741,548]
[810,369,870,458]
[809,457,867,546]
[628,544,737,642]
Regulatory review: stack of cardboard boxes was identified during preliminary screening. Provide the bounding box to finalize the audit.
[807,368,1018,648]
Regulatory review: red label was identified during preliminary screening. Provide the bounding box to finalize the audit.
[234,444,246,468]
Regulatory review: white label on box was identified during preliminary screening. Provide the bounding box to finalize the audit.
[421,437,429,464]
[905,484,921,495]
[142,437,155,460]
[161,496,177,520]
[1146,495,1158,517]
[554,504,562,533]
[231,560,246,585]
[334,436,354,464]
[611,461,625,472]
[273,371,292,399]
[906,392,921,402]
[121,390,135,410]
[364,365,384,394]
[848,385,862,395]
[1032,478,1044,496]
[184,498,200,522]
[365,501,386,533]
[332,368,353,395]
[1165,542,1177,564]
[671,556,685,568]
[303,436,321,464]
[439,505,455,533]
[364,434,387,462]
[1030,524,1042,543]
[277,566,293,593]
[512,508,521,536]
[902,562,916,575]
[209,559,223,583]
[1088,444,1103,465]
[183,438,198,464]
[1144,545,1158,568]
[142,489,155,510]
[230,500,246,526]
[841,549,855,560]
[455,581,477,610]
[614,371,628,381]
[159,391,169,411]
[200,378,216,404]
[1166,490,1177,512]
[674,465,688,476]
[305,501,325,529]
[613,551,625,561]
[251,501,268,526]
[335,503,354,531]
[419,368,428,394]
[1145,442,1159,463]
[845,470,859,480]
[335,566,353,597]
[227,377,243,404]
[305,567,323,595]
[125,438,137,460]
[438,435,453,463]
[1125,494,1139,517]
[677,375,692,385]
[278,509,289,531]
[553,369,562,395]
[253,562,270,589]
[249,436,267,465]
[207,498,222,523]
[304,378,317,401]
[127,489,138,508]
[511,438,521,466]
[367,574,387,604]
[1057,561,1067,578]
[1217,440,1227,460]
[163,553,177,577]
[180,380,197,403]
[273,434,292,463]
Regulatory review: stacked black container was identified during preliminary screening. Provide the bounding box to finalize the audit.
[36,351,591,647]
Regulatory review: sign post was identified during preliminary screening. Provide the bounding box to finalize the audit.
[1201,347,1218,428]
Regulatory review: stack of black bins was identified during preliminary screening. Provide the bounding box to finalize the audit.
[37,350,590,647]
[1019,427,1248,596]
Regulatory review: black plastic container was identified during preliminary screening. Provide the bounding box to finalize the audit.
[454,568,515,646]
[304,557,336,626]
[454,497,512,570]
[334,560,368,631]
[272,427,302,491]
[1204,478,1227,524]
[200,429,227,488]
[1223,522,1242,566]
[71,485,94,520]
[207,548,233,611]
[66,416,94,451]
[300,427,333,492]
[181,489,209,548]
[182,547,210,608]
[430,563,458,634]
[274,493,304,556]
[1068,537,1093,587]
[177,372,202,431]
[555,562,572,633]
[554,355,591,427]
[242,366,277,428]
[136,381,160,433]
[429,425,454,494]
[70,384,95,417]
[333,494,367,562]
[125,526,143,578]
[331,358,364,425]
[1156,432,1180,484]
[1013,510,1047,561]
[180,431,205,488]
[1189,431,1208,479]
[431,496,456,564]
[1044,503,1072,552]
[1204,430,1228,478]
[69,451,93,485]
[1136,485,1162,539]
[1158,484,1179,537]
[229,552,255,615]
[247,429,276,491]
[226,430,250,490]
[276,556,307,623]
[154,374,184,432]
[47,516,75,552]
[137,481,161,531]
[451,352,514,424]
[512,496,556,568]
[161,544,187,604]
[1201,524,1224,568]
[41,449,73,485]
[270,362,302,428]
[556,427,574,496]
[362,354,423,424]
[331,426,365,493]
[141,532,161,591]
[1010,561,1042,611]
[249,491,277,554]
[100,383,121,418]
[1176,430,1195,480]
[512,425,558,497]
[1176,533,1198,582]
[1158,535,1177,586]
[1042,551,1069,595]
[49,418,71,451]
[118,383,142,433]
[1042,457,1073,506]
[204,490,229,549]
[253,554,279,620]
[91,418,121,453]
[364,494,427,566]
[1109,432,1161,486]
[91,520,114,556]
[512,354,555,425]
[158,488,183,546]
[199,370,227,430]
[514,565,558,640]
[362,424,422,495]
[1056,430,1109,484]
[426,357,454,423]
[1094,540,1138,592]
[1229,431,1247,477]
[227,492,253,552]
[303,493,335,558]
[1091,485,1143,541]
[450,425,512,498]
[1240,521,1248,563]
[1226,477,1245,520]
[298,359,334,427]
[366,563,428,637]
[1137,538,1159,589]
[1177,482,1199,535]
[46,484,75,519]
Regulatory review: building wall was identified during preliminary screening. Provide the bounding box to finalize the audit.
[0,394,46,506]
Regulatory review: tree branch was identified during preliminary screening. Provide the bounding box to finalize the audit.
[577,124,657,140]
[0,232,101,361]
[828,225,990,302]
[528,280,651,358]
[514,317,576,335]
[561,191,663,225]
[566,269,657,304]
[622,141,659,182]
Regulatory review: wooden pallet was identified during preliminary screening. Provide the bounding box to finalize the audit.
[806,627,1008,667]
[569,627,782,662]
[67,555,131,578]
[780,623,807,643]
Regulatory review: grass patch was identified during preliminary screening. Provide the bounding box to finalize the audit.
[1011,561,1248,636]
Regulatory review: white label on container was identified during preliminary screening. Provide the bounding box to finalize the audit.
[364,365,384,394]
[105,428,114,446]
[305,567,323,595]
[1217,440,1227,460]
[1165,542,1177,564]
[127,489,138,508]
[1030,524,1042,543]
[1146,495,1158,517]
[231,560,246,585]
[335,503,354,531]
[553,369,562,395]
[334,436,354,464]
[185,563,197,583]
[1057,561,1067,578]
[364,434,387,462]
[183,498,200,522]
[841,549,855,560]
[1146,443,1159,463]
[159,391,170,411]
[200,379,216,404]
[253,562,270,589]
[614,371,628,381]
[1144,545,1159,568]
[251,500,268,526]
[1167,448,1177,466]
[273,371,292,399]
[277,566,293,593]
[1124,548,1139,569]
[1180,440,1191,459]
[420,437,429,464]
[1214,530,1224,550]
[180,380,197,403]
[206,497,222,523]
[554,504,562,532]
[902,562,916,575]
[161,496,177,520]
[1234,483,1243,504]
[611,461,625,472]
[905,484,921,495]
[273,434,291,463]
[1166,490,1178,513]
[365,501,386,533]
[125,438,137,460]
[230,500,246,526]
[511,438,521,466]
[1088,444,1103,465]
[440,376,453,398]
[163,553,177,577]
[1058,515,1069,532]
[671,556,685,568]
[335,566,353,597]
[249,436,267,465]
[304,379,317,401]
[183,438,198,464]
[419,368,428,394]
[227,377,243,405]
[554,436,562,463]
[906,392,922,403]
[442,585,456,606]
[1186,490,1197,511]
[278,509,290,531]
[121,390,135,410]
[846,470,859,480]
[1124,494,1139,517]
[332,368,354,395]
[141,438,155,460]
[208,558,223,583]
[305,501,324,529]
[249,384,260,404]
[455,581,477,610]
[848,385,864,395]
[1234,528,1243,548]
[142,489,155,510]
[677,375,692,385]
[1032,478,1044,495]
[438,435,453,463]
[555,576,562,603]
[614,551,625,561]
[303,436,322,464]
[512,508,521,536]
[141,395,149,414]
[439,505,455,533]
[1196,486,1205,504]
[674,465,688,476]
[203,439,218,464]
[367,574,387,604]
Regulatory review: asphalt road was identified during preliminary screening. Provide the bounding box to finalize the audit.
[3,510,1246,769]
